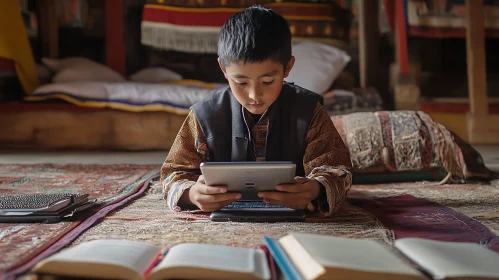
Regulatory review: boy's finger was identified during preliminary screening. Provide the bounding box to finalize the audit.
[276,183,308,193]
[199,185,227,195]
[214,192,241,202]
[197,175,206,184]
[199,192,241,203]
[258,191,287,201]
[294,177,309,184]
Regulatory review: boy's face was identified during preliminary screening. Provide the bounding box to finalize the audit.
[219,58,295,115]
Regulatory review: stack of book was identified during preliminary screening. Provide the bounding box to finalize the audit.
[0,193,96,223]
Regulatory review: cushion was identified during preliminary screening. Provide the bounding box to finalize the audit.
[27,81,225,114]
[331,111,496,182]
[129,67,183,83]
[285,41,350,94]
[42,57,126,83]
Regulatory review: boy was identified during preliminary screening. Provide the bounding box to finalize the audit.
[161,6,352,216]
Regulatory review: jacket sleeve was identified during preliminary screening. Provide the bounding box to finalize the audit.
[303,102,353,216]
[160,110,209,211]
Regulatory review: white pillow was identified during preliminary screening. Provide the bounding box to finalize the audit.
[42,57,126,83]
[42,57,97,72]
[35,63,52,80]
[285,41,351,94]
[129,67,182,83]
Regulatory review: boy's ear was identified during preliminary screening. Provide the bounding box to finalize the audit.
[217,58,228,80]
[283,56,295,78]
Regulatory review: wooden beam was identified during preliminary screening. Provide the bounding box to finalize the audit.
[465,0,488,116]
[358,0,379,88]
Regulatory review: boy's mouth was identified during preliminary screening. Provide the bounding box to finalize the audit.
[249,103,264,108]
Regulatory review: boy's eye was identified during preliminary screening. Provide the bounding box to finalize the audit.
[235,82,247,86]
[263,80,275,85]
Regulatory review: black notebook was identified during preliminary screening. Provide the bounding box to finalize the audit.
[0,193,96,223]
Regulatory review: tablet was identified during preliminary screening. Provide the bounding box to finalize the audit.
[200,162,296,198]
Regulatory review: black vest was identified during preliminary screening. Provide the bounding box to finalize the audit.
[191,83,323,176]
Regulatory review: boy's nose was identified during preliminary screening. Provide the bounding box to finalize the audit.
[248,87,263,100]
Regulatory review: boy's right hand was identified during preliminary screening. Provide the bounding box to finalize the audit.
[187,175,241,212]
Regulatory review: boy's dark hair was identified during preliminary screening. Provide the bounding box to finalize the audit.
[218,6,292,69]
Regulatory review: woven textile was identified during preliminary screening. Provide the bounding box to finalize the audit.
[141,0,350,53]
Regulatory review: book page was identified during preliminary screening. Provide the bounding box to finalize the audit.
[279,234,325,280]
[395,238,499,279]
[287,233,423,278]
[152,243,270,280]
[33,239,160,279]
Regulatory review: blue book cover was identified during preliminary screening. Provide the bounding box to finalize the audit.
[263,236,305,280]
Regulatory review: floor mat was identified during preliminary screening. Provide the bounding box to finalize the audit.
[0,164,159,279]
[68,182,393,248]
[350,194,499,252]
[69,181,499,250]
[349,180,499,237]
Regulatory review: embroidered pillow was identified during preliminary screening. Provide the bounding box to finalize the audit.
[331,111,496,182]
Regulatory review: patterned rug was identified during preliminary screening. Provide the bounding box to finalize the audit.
[69,181,393,248]
[10,178,499,279]
[0,164,159,279]
[348,180,499,237]
[351,180,499,253]
[351,194,499,252]
[66,180,499,250]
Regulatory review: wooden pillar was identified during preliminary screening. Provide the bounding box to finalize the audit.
[358,0,379,88]
[37,0,59,58]
[465,0,488,116]
[391,0,420,110]
[466,0,499,144]
[123,0,147,76]
[105,0,126,75]
[394,0,409,77]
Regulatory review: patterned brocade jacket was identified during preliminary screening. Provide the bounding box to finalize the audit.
[161,102,352,216]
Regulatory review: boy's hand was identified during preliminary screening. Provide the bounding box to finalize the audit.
[258,177,321,210]
[186,175,242,212]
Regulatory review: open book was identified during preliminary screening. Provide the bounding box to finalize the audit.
[264,233,499,280]
[32,239,272,280]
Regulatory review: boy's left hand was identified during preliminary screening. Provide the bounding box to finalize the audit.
[258,177,321,210]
